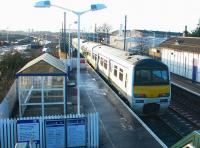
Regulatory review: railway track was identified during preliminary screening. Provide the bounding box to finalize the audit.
[171,85,200,127]
[142,84,200,146]
[141,115,182,147]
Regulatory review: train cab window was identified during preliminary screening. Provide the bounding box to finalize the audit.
[152,70,168,82]
[161,71,168,81]
[119,68,123,81]
[104,60,107,69]
[135,70,151,84]
[92,54,95,60]
[135,69,169,85]
[114,65,118,77]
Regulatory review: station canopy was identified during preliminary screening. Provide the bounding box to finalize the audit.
[16,53,66,76]
[16,53,67,117]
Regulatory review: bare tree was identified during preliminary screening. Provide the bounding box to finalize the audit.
[96,23,112,44]
[96,23,112,33]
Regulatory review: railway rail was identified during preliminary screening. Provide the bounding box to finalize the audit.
[142,83,200,146]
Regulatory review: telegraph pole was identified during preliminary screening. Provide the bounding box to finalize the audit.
[64,12,66,53]
[124,15,127,51]
[198,18,200,37]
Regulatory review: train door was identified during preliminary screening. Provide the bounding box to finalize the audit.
[183,52,188,78]
[180,51,184,77]
[97,55,100,71]
[94,54,98,69]
[108,60,111,81]
[192,58,198,82]
[197,55,200,82]
[125,73,128,90]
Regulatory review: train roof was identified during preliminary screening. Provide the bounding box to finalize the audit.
[82,41,101,49]
[74,39,166,67]
[92,43,149,65]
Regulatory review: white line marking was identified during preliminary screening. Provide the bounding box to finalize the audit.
[171,82,200,97]
[86,91,116,148]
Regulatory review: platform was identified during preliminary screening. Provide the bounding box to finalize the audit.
[67,65,163,148]
[171,73,200,96]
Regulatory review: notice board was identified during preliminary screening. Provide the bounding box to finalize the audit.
[45,119,65,148]
[17,119,40,144]
[67,117,87,147]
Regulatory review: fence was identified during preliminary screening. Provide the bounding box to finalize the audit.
[0,80,17,118]
[0,113,99,148]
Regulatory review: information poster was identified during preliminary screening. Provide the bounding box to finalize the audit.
[45,119,65,148]
[67,118,87,147]
[17,119,40,144]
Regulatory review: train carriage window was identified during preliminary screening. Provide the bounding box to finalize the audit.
[114,65,118,77]
[119,68,123,81]
[125,73,128,88]
[100,57,103,66]
[95,55,97,61]
[104,60,107,69]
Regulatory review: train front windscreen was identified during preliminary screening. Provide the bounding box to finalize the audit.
[134,68,169,86]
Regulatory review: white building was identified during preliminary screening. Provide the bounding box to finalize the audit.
[159,37,200,82]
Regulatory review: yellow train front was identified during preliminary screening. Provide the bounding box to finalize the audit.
[132,59,171,115]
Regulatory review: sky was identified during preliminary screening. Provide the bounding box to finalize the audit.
[0,0,200,33]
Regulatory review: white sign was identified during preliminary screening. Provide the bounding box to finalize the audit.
[67,118,86,147]
[45,119,65,148]
[17,119,40,144]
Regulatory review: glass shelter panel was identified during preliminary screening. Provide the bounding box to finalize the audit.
[19,75,65,117]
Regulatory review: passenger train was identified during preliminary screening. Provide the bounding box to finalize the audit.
[72,39,171,114]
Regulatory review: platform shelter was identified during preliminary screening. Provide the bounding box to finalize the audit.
[16,53,67,117]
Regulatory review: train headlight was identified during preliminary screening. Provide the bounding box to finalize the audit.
[159,93,170,97]
[134,94,146,98]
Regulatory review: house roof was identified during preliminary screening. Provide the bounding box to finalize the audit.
[17,53,66,75]
[159,37,200,53]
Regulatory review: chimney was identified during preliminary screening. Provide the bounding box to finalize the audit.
[119,24,123,36]
[183,25,188,37]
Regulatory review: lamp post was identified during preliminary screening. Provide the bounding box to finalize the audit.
[68,24,72,59]
[35,1,106,115]
[6,27,9,43]
[149,31,155,48]
[152,32,155,48]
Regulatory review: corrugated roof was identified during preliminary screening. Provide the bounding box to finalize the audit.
[159,37,200,53]
[17,53,66,74]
